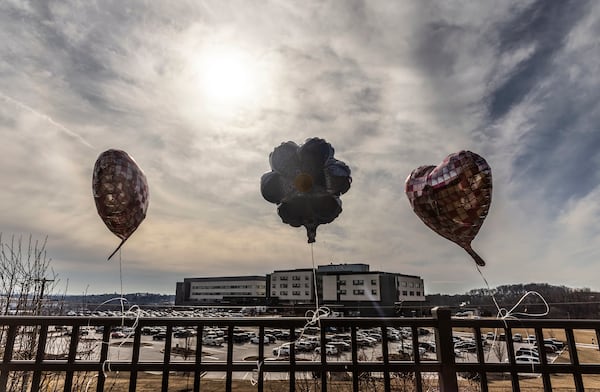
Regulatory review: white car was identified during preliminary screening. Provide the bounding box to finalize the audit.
[514,355,540,364]
[315,345,338,355]
[272,345,291,356]
[250,336,270,344]
[203,335,224,346]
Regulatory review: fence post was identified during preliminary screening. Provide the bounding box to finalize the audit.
[432,307,458,391]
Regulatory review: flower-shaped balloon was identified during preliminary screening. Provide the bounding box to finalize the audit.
[261,138,351,243]
[93,149,149,260]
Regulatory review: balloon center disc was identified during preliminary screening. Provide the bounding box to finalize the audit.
[294,173,314,193]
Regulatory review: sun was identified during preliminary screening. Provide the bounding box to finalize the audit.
[197,48,260,106]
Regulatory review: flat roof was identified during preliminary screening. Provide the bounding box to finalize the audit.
[183,276,266,282]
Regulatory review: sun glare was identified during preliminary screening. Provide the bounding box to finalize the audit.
[198,48,260,106]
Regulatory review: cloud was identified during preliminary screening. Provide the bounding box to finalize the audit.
[0,1,598,295]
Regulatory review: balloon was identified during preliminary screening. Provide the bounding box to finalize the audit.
[92,149,149,260]
[405,150,492,266]
[261,138,351,243]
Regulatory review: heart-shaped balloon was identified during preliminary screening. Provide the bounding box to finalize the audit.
[405,150,492,266]
[93,149,149,260]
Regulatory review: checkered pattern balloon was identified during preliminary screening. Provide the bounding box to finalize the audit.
[93,149,149,260]
[405,151,492,266]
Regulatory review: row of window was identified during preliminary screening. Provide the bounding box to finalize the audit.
[338,289,377,295]
[273,283,310,288]
[272,275,310,281]
[190,291,259,296]
[398,281,421,288]
[190,284,265,290]
[400,291,421,297]
[272,291,310,296]
[338,279,378,286]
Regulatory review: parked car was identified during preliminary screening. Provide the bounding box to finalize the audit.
[454,341,477,352]
[250,336,270,344]
[512,333,523,342]
[272,345,291,356]
[152,332,167,341]
[329,341,351,352]
[203,335,224,346]
[514,355,540,364]
[419,341,436,353]
[315,345,338,355]
[516,347,539,358]
[111,331,125,339]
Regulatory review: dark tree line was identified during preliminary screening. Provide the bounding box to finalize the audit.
[427,283,600,319]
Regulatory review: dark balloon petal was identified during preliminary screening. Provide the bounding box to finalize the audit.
[325,159,352,195]
[298,138,333,185]
[309,195,342,224]
[270,141,300,178]
[260,171,285,204]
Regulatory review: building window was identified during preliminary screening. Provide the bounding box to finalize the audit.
[353,289,365,295]
[372,289,377,295]
[293,276,301,280]
[371,279,377,285]
[352,280,364,285]
[280,283,287,288]
[272,276,277,281]
[280,276,288,280]
[416,291,421,296]
[339,289,347,295]
[416,283,421,288]
[402,281,407,287]
[272,291,277,296]
[292,283,301,288]
[272,284,276,288]
[339,280,346,286]
[410,282,414,288]
[305,291,310,295]
[402,290,408,296]
[281,291,288,295]
[305,276,309,280]
[410,291,414,296]
[305,283,310,288]
[292,291,301,295]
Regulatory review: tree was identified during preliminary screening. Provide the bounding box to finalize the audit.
[0,234,60,391]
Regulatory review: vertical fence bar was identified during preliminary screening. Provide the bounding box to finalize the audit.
[63,325,80,392]
[504,327,520,392]
[535,327,552,391]
[0,325,17,391]
[96,324,111,392]
[566,328,584,392]
[320,325,327,392]
[193,324,203,392]
[433,307,458,392]
[381,326,391,392]
[30,324,48,392]
[162,325,173,392]
[474,327,489,392]
[351,326,359,392]
[288,327,295,392]
[128,322,142,392]
[226,325,234,392]
[411,326,422,392]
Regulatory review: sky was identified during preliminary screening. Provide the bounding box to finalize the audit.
[1,0,599,296]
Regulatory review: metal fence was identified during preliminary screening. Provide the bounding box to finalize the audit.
[0,307,599,392]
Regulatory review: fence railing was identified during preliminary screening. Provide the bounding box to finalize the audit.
[0,307,599,392]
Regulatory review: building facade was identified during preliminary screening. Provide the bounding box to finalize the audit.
[175,276,266,306]
[267,268,314,304]
[175,263,425,316]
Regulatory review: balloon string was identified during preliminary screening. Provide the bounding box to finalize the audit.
[311,243,320,315]
[475,264,550,365]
